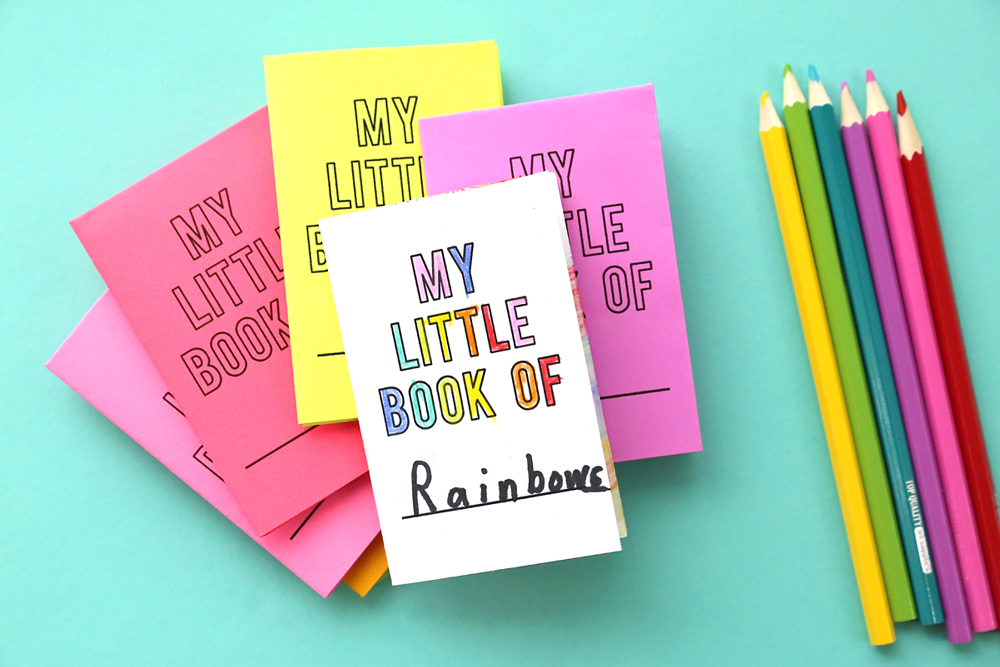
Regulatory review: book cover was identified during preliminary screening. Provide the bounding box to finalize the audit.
[46,292,384,596]
[420,84,702,461]
[263,41,504,426]
[320,173,623,585]
[70,108,368,536]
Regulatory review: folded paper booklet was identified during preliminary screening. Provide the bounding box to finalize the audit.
[320,173,625,585]
[263,41,504,426]
[46,292,385,596]
[420,84,701,462]
[70,108,367,536]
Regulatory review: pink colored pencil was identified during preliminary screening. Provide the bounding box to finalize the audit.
[865,70,997,632]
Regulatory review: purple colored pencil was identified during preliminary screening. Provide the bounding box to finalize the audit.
[840,82,972,643]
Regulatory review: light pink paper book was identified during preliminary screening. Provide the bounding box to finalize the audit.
[70,108,368,535]
[420,84,701,461]
[46,291,380,596]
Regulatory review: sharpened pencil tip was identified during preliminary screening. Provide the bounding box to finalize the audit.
[866,69,876,83]
[784,64,793,76]
[759,92,782,132]
[841,81,848,91]
[808,65,818,81]
[897,91,907,115]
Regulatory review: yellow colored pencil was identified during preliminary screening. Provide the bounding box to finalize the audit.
[759,92,894,646]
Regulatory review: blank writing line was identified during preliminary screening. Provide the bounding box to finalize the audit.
[317,351,346,358]
[401,486,610,520]
[600,387,670,400]
[245,425,320,469]
[289,500,324,540]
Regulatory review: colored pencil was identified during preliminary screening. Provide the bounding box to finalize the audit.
[866,70,997,632]
[783,65,914,622]
[808,67,939,624]
[899,91,1000,619]
[759,91,894,646]
[841,83,972,643]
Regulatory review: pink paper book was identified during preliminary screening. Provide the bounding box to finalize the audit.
[46,291,381,596]
[70,108,368,535]
[419,84,701,461]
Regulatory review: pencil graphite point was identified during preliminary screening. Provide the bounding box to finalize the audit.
[807,72,832,109]
[896,91,923,158]
[759,92,783,132]
[840,82,864,128]
[865,73,889,118]
[783,67,806,107]
[866,69,876,83]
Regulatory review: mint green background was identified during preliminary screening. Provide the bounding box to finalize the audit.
[3,1,999,664]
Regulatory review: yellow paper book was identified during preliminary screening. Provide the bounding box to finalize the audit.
[264,41,504,424]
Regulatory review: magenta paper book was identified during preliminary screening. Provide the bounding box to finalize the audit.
[69,108,368,536]
[419,84,701,461]
[46,292,381,596]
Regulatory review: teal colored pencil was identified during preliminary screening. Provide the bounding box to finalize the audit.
[807,66,942,625]
[782,64,915,621]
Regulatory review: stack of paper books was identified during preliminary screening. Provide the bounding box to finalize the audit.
[47,41,701,596]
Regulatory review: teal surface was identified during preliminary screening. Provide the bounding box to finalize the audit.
[2,1,1000,664]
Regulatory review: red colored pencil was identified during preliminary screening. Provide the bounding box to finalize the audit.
[898,91,1000,617]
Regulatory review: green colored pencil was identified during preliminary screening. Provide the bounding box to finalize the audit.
[808,66,941,624]
[782,64,915,622]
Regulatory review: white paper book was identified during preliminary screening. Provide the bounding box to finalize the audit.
[320,172,624,585]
